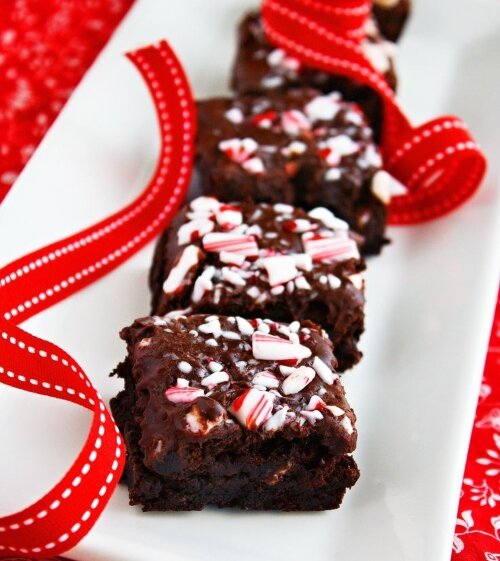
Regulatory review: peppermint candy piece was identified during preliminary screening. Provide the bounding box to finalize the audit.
[253,370,280,389]
[225,107,244,124]
[281,366,316,395]
[220,251,246,266]
[281,109,311,136]
[264,406,289,432]
[307,395,326,410]
[304,93,341,121]
[216,204,243,230]
[242,156,265,175]
[162,245,201,295]
[252,332,312,361]
[250,110,277,129]
[219,137,258,163]
[302,233,360,262]
[281,141,307,157]
[282,219,317,233]
[370,170,403,205]
[190,196,220,214]
[263,255,299,286]
[165,381,204,404]
[203,232,259,257]
[308,207,349,231]
[201,371,230,389]
[312,356,337,385]
[300,410,324,424]
[191,266,215,303]
[229,388,274,430]
[236,316,255,336]
[177,218,214,246]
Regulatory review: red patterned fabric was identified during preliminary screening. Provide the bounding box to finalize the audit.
[0,0,134,203]
[453,293,500,559]
[0,1,497,559]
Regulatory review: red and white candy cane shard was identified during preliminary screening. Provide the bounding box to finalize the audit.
[163,245,202,295]
[253,370,280,389]
[302,233,360,262]
[252,331,312,361]
[282,218,318,233]
[218,137,258,163]
[165,384,205,404]
[203,232,259,257]
[281,109,311,136]
[261,0,487,224]
[216,204,243,230]
[281,366,316,395]
[0,40,196,558]
[177,218,214,246]
[230,387,274,430]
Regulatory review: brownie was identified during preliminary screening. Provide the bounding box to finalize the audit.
[150,196,366,371]
[111,313,360,511]
[231,11,397,136]
[196,89,389,254]
[373,0,411,42]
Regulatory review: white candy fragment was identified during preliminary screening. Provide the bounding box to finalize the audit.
[242,156,265,175]
[328,274,342,290]
[208,361,223,372]
[201,371,230,388]
[281,141,307,157]
[307,395,326,411]
[222,267,246,287]
[305,92,341,121]
[191,266,215,303]
[300,410,324,424]
[203,232,259,257]
[177,218,214,246]
[263,255,299,286]
[281,366,316,395]
[229,388,274,430]
[225,107,244,124]
[291,253,312,272]
[220,251,246,266]
[165,380,204,404]
[282,218,317,233]
[252,332,312,361]
[163,245,202,295]
[216,204,243,230]
[198,318,221,338]
[177,361,192,374]
[253,370,280,389]
[264,406,289,432]
[341,416,354,435]
[295,276,312,290]
[371,170,392,204]
[312,356,337,385]
[308,207,349,231]
[236,316,255,336]
[326,405,345,417]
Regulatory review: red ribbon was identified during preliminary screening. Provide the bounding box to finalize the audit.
[261,0,487,224]
[0,40,196,557]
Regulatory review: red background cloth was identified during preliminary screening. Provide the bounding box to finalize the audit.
[0,0,498,558]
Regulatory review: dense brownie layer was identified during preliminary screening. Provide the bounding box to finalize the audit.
[196,89,390,254]
[150,196,366,371]
[231,12,397,136]
[373,0,411,42]
[111,314,360,511]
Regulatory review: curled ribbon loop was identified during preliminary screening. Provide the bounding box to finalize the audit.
[262,0,487,224]
[0,40,196,558]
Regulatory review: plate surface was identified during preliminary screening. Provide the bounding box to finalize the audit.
[1,1,500,560]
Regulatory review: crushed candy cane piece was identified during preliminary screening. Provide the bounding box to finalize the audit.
[308,207,349,231]
[281,109,311,136]
[190,196,220,213]
[281,366,316,395]
[165,382,204,404]
[203,232,259,257]
[253,370,280,389]
[305,93,341,121]
[263,255,299,286]
[225,107,244,124]
[303,233,360,262]
[312,356,337,385]
[191,266,215,303]
[216,204,243,229]
[252,332,312,361]
[242,156,265,175]
[230,388,274,430]
[201,371,230,388]
[264,406,289,432]
[300,410,324,424]
[219,137,258,163]
[282,219,317,233]
[163,245,202,295]
[177,218,214,246]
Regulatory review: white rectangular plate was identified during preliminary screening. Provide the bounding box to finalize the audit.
[1,1,499,560]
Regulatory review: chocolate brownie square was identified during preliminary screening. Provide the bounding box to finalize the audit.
[373,0,411,42]
[231,11,397,136]
[111,313,360,511]
[150,196,366,371]
[196,89,390,254]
